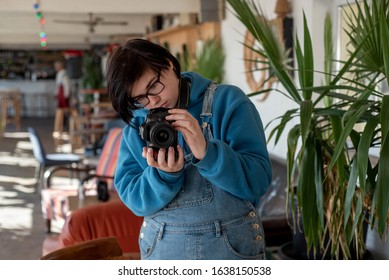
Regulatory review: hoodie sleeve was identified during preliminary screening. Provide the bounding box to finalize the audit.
[114,127,185,216]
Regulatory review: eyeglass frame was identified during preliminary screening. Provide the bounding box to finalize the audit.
[129,73,165,109]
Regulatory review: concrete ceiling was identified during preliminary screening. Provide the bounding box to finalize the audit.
[0,0,200,49]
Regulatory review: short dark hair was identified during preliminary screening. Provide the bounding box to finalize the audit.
[106,38,181,124]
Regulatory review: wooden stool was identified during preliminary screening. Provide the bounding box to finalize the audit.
[68,108,83,151]
[0,89,21,130]
[53,108,71,150]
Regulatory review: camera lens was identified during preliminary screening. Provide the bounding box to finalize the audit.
[150,123,177,148]
[156,130,169,143]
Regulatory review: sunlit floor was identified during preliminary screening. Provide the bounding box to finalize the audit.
[0,118,56,260]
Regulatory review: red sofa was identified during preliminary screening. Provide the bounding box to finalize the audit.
[42,198,143,258]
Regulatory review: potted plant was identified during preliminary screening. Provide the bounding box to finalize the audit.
[81,50,104,103]
[227,0,389,259]
[192,38,225,83]
[177,38,225,83]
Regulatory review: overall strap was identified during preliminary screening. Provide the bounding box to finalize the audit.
[200,82,218,140]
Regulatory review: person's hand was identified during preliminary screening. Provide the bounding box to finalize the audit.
[142,145,184,173]
[166,109,207,160]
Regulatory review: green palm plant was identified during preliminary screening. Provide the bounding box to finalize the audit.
[227,0,389,259]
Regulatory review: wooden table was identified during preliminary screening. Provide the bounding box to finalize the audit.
[79,88,107,104]
[70,88,116,149]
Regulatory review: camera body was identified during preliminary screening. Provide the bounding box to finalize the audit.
[139,107,178,157]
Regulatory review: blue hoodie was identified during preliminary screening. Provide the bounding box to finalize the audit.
[114,72,272,216]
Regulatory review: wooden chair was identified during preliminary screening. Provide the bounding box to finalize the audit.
[40,237,126,260]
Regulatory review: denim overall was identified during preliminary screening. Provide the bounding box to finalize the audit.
[139,83,266,260]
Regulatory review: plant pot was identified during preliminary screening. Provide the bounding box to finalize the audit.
[276,223,333,259]
[285,183,371,260]
[365,226,389,259]
[278,241,373,260]
[279,215,372,260]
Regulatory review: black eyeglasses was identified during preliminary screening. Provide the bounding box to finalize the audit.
[131,76,165,109]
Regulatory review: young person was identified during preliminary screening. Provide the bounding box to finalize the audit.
[54,60,71,108]
[106,38,272,260]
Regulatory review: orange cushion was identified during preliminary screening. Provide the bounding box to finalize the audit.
[58,198,143,254]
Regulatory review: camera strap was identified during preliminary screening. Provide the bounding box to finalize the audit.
[200,82,218,140]
[177,77,190,109]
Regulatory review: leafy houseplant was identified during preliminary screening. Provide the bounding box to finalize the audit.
[192,38,225,83]
[227,0,389,259]
[178,38,225,83]
[81,50,104,103]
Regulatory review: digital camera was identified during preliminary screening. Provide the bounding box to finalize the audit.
[139,107,178,158]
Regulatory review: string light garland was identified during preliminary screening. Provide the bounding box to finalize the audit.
[33,1,47,48]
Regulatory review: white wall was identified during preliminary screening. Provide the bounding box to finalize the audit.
[221,0,338,159]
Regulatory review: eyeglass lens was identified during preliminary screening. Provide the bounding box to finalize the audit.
[133,81,164,108]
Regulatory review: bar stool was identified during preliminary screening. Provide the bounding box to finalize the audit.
[53,107,71,151]
[0,88,21,130]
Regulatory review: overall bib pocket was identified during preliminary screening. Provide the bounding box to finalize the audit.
[164,157,213,210]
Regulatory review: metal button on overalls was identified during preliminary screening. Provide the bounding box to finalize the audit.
[255,235,263,241]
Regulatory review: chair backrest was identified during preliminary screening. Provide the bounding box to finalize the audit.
[95,127,122,190]
[40,237,123,260]
[28,127,46,164]
[95,118,126,149]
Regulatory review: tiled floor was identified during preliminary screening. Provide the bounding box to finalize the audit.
[0,117,57,260]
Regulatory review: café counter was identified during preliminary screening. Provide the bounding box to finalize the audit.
[0,79,56,117]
